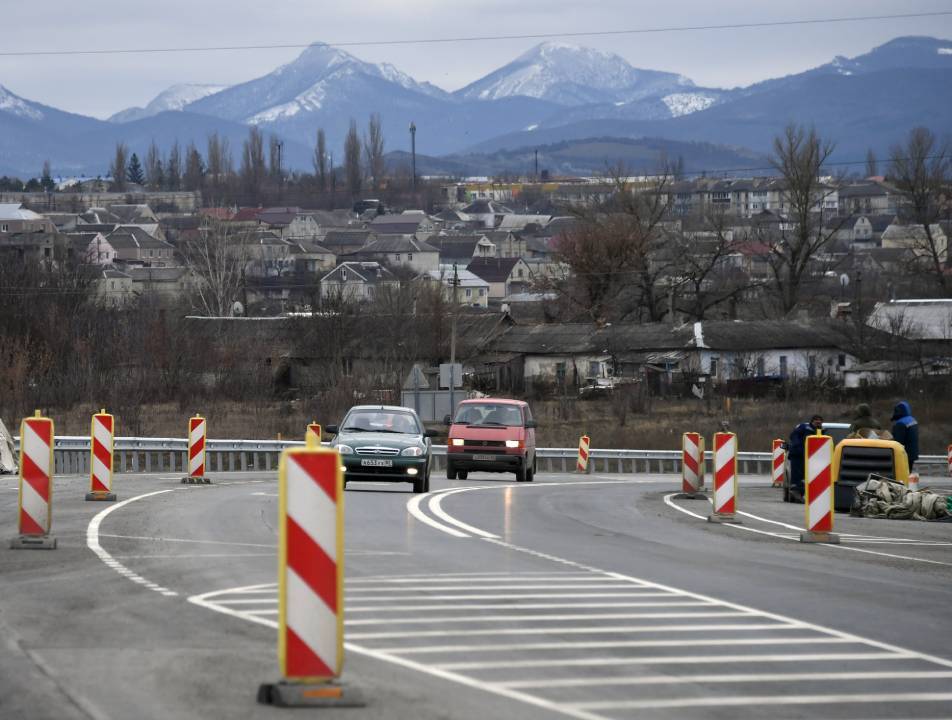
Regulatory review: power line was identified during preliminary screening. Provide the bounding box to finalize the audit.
[0,12,950,57]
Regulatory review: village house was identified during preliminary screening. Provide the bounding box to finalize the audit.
[466,257,533,300]
[422,266,490,308]
[107,227,176,267]
[320,261,399,304]
[369,211,435,236]
[347,235,440,274]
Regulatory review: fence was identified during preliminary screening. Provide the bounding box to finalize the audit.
[8,436,949,478]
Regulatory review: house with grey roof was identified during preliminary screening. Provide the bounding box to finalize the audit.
[466,257,532,300]
[347,234,440,274]
[106,227,176,267]
[320,229,375,255]
[320,262,399,304]
[422,265,490,309]
[369,211,435,236]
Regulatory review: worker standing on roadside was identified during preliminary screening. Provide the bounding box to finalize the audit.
[786,414,824,502]
[890,401,919,469]
[849,403,881,437]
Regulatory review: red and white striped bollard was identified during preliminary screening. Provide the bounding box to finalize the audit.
[681,432,703,497]
[306,422,322,445]
[258,442,363,707]
[947,444,952,477]
[576,435,591,474]
[708,432,739,523]
[771,438,785,488]
[183,414,210,484]
[87,409,116,501]
[800,432,839,544]
[11,410,57,549]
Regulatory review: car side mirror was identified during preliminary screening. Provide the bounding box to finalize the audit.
[443,415,452,426]
[424,429,440,438]
[525,420,537,429]
[324,424,338,435]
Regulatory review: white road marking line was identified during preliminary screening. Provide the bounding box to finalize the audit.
[112,553,274,559]
[100,533,276,549]
[383,637,851,655]
[346,583,646,592]
[570,692,952,711]
[210,598,278,605]
[664,493,952,568]
[347,623,794,639]
[499,670,952,689]
[347,571,596,581]
[347,592,677,602]
[344,611,754,626]
[436,651,915,671]
[348,601,713,612]
[428,488,500,538]
[406,488,471,538]
[251,492,278,497]
[86,489,179,597]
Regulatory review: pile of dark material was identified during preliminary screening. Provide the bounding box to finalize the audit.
[851,476,952,521]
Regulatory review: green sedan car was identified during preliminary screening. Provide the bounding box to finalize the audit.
[326,405,438,493]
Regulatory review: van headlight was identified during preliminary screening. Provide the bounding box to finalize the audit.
[335,444,354,455]
[505,440,523,449]
[449,438,464,446]
[401,446,425,457]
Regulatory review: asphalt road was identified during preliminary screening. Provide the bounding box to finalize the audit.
[2,468,951,720]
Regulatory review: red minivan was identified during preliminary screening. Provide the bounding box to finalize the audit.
[445,398,537,482]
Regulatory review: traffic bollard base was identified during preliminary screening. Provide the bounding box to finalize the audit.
[85,491,117,502]
[257,681,365,708]
[10,534,57,550]
[800,531,840,544]
[181,476,211,485]
[707,512,740,524]
[680,491,705,500]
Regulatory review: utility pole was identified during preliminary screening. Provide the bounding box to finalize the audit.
[534,149,538,181]
[449,263,459,416]
[409,122,417,194]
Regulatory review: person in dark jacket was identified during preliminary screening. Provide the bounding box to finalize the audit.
[786,414,823,500]
[891,401,919,469]
[849,403,881,435]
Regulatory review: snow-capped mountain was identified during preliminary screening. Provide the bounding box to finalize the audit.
[0,84,44,121]
[108,83,228,123]
[187,43,450,125]
[456,42,693,106]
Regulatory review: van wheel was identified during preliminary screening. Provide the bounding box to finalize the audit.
[457,471,468,480]
[526,457,535,482]
[516,465,527,482]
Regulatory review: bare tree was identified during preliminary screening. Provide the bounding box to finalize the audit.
[364,113,385,191]
[180,218,252,317]
[545,167,673,323]
[241,127,267,203]
[109,142,128,192]
[314,128,328,192]
[344,119,362,197]
[145,140,165,190]
[167,141,181,191]
[206,132,231,201]
[765,124,842,314]
[889,127,951,290]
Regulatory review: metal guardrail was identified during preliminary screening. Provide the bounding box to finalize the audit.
[9,436,948,477]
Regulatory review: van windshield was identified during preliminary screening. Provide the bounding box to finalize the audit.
[454,403,523,427]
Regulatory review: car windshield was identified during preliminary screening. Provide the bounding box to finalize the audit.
[455,403,524,427]
[342,411,420,435]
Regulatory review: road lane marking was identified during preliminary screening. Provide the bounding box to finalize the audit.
[348,572,599,582]
[347,592,676,601]
[406,487,470,537]
[86,489,179,597]
[344,611,753,625]
[500,670,952,689]
[348,601,713,612]
[346,623,794,640]
[383,636,851,655]
[436,651,915,671]
[664,493,952,567]
[100,533,277,548]
[570,692,952,711]
[428,488,500,538]
[347,583,640,591]
[112,553,274,559]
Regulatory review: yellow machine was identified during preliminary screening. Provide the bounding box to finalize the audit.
[831,438,910,511]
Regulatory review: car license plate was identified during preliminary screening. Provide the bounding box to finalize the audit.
[471,454,496,461]
[360,459,393,467]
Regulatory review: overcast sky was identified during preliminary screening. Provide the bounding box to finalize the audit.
[2,0,951,119]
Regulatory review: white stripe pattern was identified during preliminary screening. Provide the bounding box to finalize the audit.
[286,567,339,674]
[286,456,337,563]
[20,475,49,532]
[713,434,735,512]
[188,420,205,475]
[806,437,832,529]
[23,422,51,477]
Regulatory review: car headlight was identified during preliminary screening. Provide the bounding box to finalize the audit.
[400,446,425,457]
[334,444,354,455]
[449,438,464,446]
[505,440,523,449]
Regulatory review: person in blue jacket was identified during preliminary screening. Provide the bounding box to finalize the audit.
[890,401,919,469]
[786,414,823,501]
